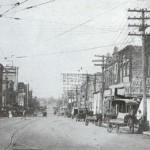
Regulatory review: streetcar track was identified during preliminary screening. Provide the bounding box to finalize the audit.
[0,117,38,130]
[3,118,39,150]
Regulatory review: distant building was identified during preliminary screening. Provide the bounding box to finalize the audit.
[61,73,87,96]
[0,64,4,111]
[2,66,19,110]
[145,34,150,77]
[18,82,28,109]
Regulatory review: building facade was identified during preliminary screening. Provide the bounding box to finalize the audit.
[61,73,87,96]
[0,64,4,111]
[2,66,19,111]
[103,45,143,116]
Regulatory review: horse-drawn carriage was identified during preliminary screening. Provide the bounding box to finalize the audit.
[76,108,87,122]
[71,107,78,119]
[106,99,140,133]
[85,112,102,126]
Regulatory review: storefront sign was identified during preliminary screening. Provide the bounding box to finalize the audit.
[125,78,150,96]
[123,76,129,83]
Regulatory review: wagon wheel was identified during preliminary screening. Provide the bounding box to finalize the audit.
[127,118,134,134]
[98,119,102,126]
[95,121,98,126]
[107,123,113,133]
[85,119,89,126]
[104,116,109,123]
[84,116,86,122]
[116,125,119,133]
[71,115,74,119]
[76,115,78,122]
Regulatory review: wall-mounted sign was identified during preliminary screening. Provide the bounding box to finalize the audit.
[125,78,150,96]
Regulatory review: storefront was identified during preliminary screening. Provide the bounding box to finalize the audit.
[93,92,101,115]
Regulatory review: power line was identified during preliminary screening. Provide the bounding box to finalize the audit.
[3,0,55,16]
[3,1,130,54]
[111,0,146,50]
[45,1,130,39]
[11,40,141,59]
[2,0,28,15]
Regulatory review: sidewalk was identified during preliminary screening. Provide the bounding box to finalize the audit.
[143,131,150,135]
[101,121,150,135]
[0,117,9,120]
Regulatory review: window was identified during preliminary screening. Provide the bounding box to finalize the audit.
[123,63,126,76]
[120,64,122,82]
[127,61,130,76]
[148,54,150,76]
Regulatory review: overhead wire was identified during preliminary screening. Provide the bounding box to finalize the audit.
[11,40,141,59]
[3,0,55,16]
[2,0,28,15]
[110,0,136,48]
[122,0,148,48]
[111,0,146,51]
[1,0,131,55]
[116,0,146,50]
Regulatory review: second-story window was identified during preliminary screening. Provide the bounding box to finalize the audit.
[123,63,126,77]
[127,61,130,76]
[120,64,122,82]
[148,54,150,77]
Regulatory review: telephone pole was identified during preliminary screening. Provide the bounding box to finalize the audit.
[128,8,150,122]
[92,55,109,117]
[85,74,89,109]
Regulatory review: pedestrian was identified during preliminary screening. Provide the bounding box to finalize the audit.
[21,109,26,120]
[8,110,13,118]
[136,110,142,127]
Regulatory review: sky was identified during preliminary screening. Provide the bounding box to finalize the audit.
[0,0,150,98]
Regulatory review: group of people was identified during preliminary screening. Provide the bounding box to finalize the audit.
[8,110,26,120]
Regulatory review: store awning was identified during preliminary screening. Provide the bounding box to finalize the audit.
[109,83,124,89]
[104,89,115,97]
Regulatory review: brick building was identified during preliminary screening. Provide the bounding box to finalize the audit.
[0,64,4,111]
[102,45,144,116]
[104,45,142,97]
[80,73,102,113]
[2,66,19,111]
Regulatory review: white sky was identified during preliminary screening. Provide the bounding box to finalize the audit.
[0,0,149,98]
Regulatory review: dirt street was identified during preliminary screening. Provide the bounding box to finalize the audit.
[0,107,150,150]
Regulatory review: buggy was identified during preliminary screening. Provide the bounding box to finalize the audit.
[106,99,139,133]
[76,108,87,122]
[85,112,102,126]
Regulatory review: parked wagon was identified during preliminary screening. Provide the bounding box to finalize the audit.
[85,113,102,126]
[76,108,87,122]
[106,99,139,133]
[71,107,78,119]
[43,111,47,117]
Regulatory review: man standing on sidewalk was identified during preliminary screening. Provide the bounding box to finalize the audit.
[21,109,26,120]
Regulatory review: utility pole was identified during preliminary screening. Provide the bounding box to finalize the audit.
[85,74,88,110]
[80,86,82,109]
[76,85,78,107]
[128,8,150,122]
[93,55,110,117]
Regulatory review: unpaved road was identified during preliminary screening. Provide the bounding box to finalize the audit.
[1,107,150,150]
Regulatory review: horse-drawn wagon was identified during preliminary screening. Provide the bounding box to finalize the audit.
[106,99,139,133]
[85,113,102,126]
